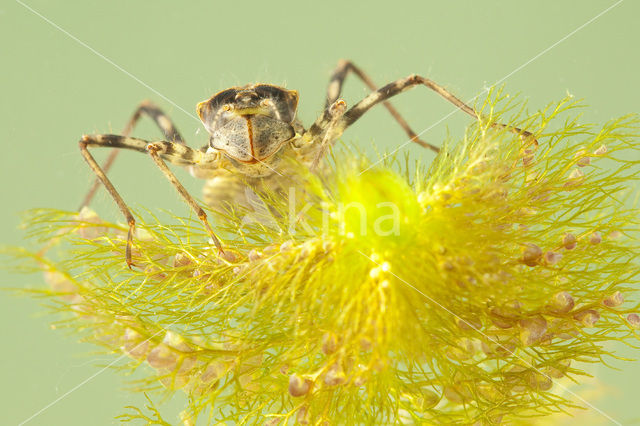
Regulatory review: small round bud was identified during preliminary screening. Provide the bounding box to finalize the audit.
[247,249,262,261]
[589,232,602,245]
[443,385,471,404]
[608,230,622,240]
[573,309,600,327]
[593,145,608,156]
[200,362,228,384]
[163,330,193,352]
[543,251,563,265]
[420,389,441,409]
[322,333,339,355]
[574,148,591,167]
[147,343,178,369]
[489,302,521,329]
[547,359,572,378]
[288,374,312,397]
[547,291,574,314]
[602,291,624,308]
[123,328,150,360]
[521,243,542,266]
[564,169,585,188]
[296,405,310,424]
[626,313,640,329]
[528,372,553,391]
[519,316,548,346]
[323,363,346,386]
[172,252,192,267]
[455,317,482,331]
[562,233,577,250]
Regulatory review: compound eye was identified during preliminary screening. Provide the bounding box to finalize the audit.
[260,98,274,108]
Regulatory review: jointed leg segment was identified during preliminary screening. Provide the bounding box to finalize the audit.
[79,134,224,266]
[81,101,185,209]
[146,143,224,253]
[309,70,537,153]
[79,136,137,267]
[326,60,440,152]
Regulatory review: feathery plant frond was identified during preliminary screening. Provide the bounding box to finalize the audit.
[9,89,640,424]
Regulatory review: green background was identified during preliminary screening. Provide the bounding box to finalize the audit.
[1,1,638,424]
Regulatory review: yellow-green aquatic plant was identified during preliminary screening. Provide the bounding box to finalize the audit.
[11,91,640,424]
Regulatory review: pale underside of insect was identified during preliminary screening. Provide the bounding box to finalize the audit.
[77,60,536,267]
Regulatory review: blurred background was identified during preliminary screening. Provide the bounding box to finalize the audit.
[1,1,638,424]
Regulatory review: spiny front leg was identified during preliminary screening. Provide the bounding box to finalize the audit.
[78,134,220,266]
[336,74,538,149]
[81,101,186,209]
[78,136,138,267]
[310,99,347,169]
[146,142,224,254]
[326,59,440,152]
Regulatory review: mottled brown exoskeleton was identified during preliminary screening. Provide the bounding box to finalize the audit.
[79,60,536,267]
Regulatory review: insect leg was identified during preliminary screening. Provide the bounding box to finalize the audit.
[79,135,215,266]
[326,59,440,152]
[312,74,537,151]
[146,142,224,253]
[80,101,185,209]
[78,135,146,267]
[310,99,347,170]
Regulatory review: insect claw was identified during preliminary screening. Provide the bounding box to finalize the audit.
[124,218,137,268]
[329,99,347,116]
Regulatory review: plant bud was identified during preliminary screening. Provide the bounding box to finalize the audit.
[322,333,339,354]
[626,313,640,329]
[147,343,178,369]
[289,374,312,397]
[573,309,600,327]
[593,145,608,155]
[172,252,192,267]
[563,233,577,250]
[543,251,562,265]
[574,149,590,167]
[519,316,548,346]
[602,291,624,308]
[564,169,585,188]
[547,291,574,314]
[521,243,543,266]
[323,363,346,386]
[123,328,150,360]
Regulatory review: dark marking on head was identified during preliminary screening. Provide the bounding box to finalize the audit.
[198,84,298,168]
